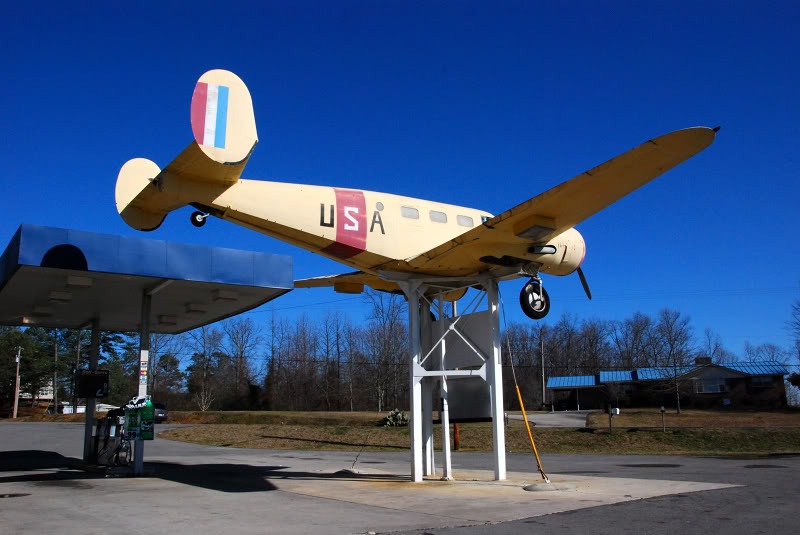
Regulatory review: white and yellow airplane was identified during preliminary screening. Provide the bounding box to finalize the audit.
[116,69,717,320]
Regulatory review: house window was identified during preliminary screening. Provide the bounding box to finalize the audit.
[401,206,419,219]
[457,215,474,227]
[429,210,447,223]
[696,378,729,393]
[751,376,775,388]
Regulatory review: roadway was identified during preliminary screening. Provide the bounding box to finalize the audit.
[1,422,797,534]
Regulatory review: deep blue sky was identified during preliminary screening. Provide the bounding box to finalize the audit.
[2,2,798,357]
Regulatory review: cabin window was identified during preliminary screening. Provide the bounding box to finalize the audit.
[457,215,474,227]
[751,376,775,388]
[401,206,419,219]
[695,378,729,393]
[429,210,447,223]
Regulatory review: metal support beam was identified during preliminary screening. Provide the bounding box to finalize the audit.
[421,303,434,476]
[82,318,100,462]
[438,298,453,480]
[485,279,506,480]
[399,280,424,482]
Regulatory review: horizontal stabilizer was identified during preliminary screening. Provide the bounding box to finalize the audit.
[295,272,468,301]
[115,158,171,231]
[295,272,400,294]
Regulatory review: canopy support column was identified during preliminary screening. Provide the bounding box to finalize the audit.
[133,291,151,476]
[82,318,100,462]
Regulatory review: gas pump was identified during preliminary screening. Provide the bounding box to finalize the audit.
[124,396,155,440]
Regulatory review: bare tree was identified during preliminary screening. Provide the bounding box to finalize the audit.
[790,299,800,343]
[743,341,791,364]
[223,317,261,398]
[611,312,657,368]
[699,328,736,364]
[186,326,223,411]
[148,333,185,395]
[655,308,693,414]
[363,289,407,410]
[577,318,612,371]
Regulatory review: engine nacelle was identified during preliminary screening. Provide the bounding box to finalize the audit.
[535,228,586,276]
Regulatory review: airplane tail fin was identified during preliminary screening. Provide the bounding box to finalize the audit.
[189,69,258,166]
[115,69,258,231]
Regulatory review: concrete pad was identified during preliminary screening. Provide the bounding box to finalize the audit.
[267,468,738,525]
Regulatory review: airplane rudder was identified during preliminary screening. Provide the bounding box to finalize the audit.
[191,69,258,165]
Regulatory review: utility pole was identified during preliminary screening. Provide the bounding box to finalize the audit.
[73,329,81,414]
[53,330,59,414]
[541,338,545,409]
[12,347,21,418]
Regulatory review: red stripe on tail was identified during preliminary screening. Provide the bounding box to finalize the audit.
[191,82,208,145]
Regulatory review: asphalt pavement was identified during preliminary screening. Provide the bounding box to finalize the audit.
[1,422,798,534]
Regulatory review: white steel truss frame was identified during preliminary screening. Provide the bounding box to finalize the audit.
[396,276,506,483]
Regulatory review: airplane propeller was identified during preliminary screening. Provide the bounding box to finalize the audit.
[577,267,592,300]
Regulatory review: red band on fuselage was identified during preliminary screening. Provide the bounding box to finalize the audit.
[321,189,367,259]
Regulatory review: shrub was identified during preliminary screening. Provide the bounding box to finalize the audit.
[381,408,409,427]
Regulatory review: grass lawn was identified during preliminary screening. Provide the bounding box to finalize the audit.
[7,408,800,456]
[156,409,800,456]
[585,407,800,428]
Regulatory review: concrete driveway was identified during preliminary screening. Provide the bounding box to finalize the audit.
[507,410,594,427]
[2,422,796,534]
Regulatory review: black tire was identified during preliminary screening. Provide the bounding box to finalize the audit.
[519,282,550,320]
[190,211,207,227]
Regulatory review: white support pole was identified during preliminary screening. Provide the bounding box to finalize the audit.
[541,338,546,409]
[12,347,21,419]
[399,281,424,482]
[138,292,151,399]
[438,298,453,480]
[134,291,151,476]
[421,304,434,476]
[83,319,100,462]
[485,279,506,480]
[422,379,434,476]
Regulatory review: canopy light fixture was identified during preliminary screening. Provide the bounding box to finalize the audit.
[66,276,92,288]
[158,315,178,326]
[49,291,73,303]
[185,303,208,315]
[213,289,238,302]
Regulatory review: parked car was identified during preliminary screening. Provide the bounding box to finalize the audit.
[152,402,168,423]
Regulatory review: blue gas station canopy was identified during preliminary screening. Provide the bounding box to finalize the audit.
[0,224,293,333]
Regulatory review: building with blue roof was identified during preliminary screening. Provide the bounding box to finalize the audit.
[547,358,790,410]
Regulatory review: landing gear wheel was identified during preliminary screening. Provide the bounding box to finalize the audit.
[190,211,207,228]
[520,281,550,320]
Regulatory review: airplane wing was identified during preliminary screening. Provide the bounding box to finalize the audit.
[400,126,717,275]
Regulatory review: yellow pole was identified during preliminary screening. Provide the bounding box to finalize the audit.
[516,384,550,483]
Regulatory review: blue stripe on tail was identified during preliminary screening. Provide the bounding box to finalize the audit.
[214,85,229,149]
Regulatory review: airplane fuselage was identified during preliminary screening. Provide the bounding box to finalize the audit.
[175,176,586,278]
